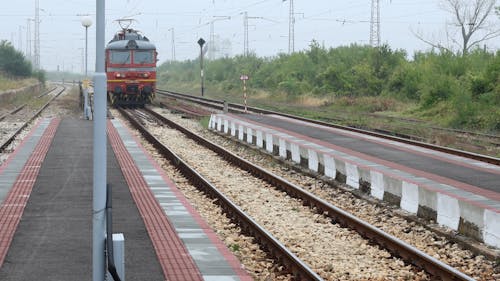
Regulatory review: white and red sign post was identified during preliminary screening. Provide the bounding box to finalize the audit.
[240,74,249,113]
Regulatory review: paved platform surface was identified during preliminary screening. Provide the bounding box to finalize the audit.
[0,117,250,281]
[0,119,164,280]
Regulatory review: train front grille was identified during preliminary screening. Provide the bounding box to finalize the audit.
[126,85,139,93]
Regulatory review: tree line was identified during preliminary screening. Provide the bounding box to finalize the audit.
[158,43,499,131]
[0,40,45,83]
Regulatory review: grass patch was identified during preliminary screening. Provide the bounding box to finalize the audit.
[199,116,210,129]
[0,75,38,92]
[230,244,240,252]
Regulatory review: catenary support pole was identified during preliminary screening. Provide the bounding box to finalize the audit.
[93,0,107,280]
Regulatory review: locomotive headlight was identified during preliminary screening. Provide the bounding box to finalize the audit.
[115,73,125,78]
[141,73,150,78]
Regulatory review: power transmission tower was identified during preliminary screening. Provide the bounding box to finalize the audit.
[18,26,23,53]
[168,28,175,61]
[370,0,380,47]
[26,19,32,61]
[242,12,263,56]
[209,16,230,60]
[243,12,249,56]
[34,0,40,69]
[287,0,295,53]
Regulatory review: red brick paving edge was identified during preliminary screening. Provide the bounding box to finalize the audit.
[0,118,60,267]
[107,121,204,281]
[111,119,252,280]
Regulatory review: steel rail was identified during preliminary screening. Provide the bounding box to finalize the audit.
[156,89,499,166]
[0,86,66,153]
[141,106,475,281]
[36,86,57,98]
[118,107,323,281]
[0,104,27,122]
[0,87,56,122]
[157,89,225,111]
[158,101,210,118]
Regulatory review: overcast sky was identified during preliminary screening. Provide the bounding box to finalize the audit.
[1,0,499,72]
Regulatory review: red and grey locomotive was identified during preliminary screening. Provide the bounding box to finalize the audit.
[105,26,157,106]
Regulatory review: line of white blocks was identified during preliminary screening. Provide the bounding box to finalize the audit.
[209,114,500,248]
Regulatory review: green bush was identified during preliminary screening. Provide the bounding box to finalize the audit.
[33,69,46,84]
[156,44,499,131]
[0,40,32,77]
[386,64,422,100]
[420,75,460,107]
[449,89,476,128]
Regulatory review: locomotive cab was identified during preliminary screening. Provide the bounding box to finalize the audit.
[105,28,157,106]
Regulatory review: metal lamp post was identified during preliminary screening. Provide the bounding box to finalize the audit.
[81,16,92,77]
[197,38,206,97]
[81,16,92,120]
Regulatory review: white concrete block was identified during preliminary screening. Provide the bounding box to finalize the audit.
[246,127,253,143]
[211,115,217,129]
[265,133,273,153]
[279,138,287,158]
[437,193,460,230]
[324,154,336,179]
[217,117,222,131]
[238,125,244,140]
[483,210,500,248]
[291,143,300,163]
[401,181,419,214]
[459,202,484,228]
[346,162,359,189]
[106,233,125,281]
[335,159,346,175]
[223,119,229,134]
[256,131,263,148]
[370,171,384,200]
[308,149,318,172]
[230,121,236,136]
[209,115,214,129]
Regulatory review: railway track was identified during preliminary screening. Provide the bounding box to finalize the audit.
[0,87,57,122]
[0,86,66,154]
[156,89,500,165]
[118,106,477,281]
[0,104,27,122]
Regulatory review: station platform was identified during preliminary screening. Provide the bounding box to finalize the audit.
[209,113,500,248]
[0,118,250,281]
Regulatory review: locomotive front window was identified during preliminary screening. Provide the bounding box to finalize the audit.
[110,51,131,64]
[133,50,154,64]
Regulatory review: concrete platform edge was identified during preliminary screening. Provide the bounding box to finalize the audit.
[209,113,500,249]
[110,118,251,281]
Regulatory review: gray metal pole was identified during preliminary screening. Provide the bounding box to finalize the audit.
[197,38,205,97]
[85,26,88,77]
[200,47,204,97]
[93,0,107,280]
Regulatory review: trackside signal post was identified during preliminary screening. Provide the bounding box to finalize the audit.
[197,38,206,96]
[240,74,249,113]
